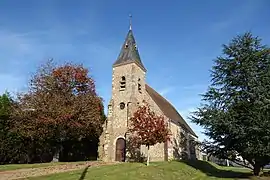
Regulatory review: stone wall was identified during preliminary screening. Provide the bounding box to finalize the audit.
[140,89,168,161]
[99,61,197,162]
[168,122,191,160]
[103,63,147,162]
[168,122,181,160]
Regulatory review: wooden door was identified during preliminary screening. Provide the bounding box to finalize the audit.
[115,138,126,162]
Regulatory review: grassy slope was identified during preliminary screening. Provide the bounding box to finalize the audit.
[26,160,262,180]
[0,161,86,172]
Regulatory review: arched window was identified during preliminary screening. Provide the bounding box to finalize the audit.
[120,76,126,91]
[138,78,142,93]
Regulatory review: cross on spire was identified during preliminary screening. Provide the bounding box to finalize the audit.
[112,14,146,72]
[129,14,132,30]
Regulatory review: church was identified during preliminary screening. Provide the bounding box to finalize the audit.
[98,19,200,162]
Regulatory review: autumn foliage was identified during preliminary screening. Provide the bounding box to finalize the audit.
[129,101,170,147]
[52,64,96,95]
[14,61,104,139]
[4,60,106,163]
[128,101,170,164]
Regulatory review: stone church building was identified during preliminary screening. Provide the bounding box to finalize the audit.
[99,23,200,162]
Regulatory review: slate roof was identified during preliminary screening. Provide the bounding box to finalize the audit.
[113,29,146,72]
[145,84,197,137]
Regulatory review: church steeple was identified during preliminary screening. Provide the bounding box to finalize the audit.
[113,16,146,72]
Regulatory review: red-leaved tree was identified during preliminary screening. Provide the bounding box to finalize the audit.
[12,60,105,162]
[129,100,170,166]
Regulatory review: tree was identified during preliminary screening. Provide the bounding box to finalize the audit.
[0,92,24,164]
[13,60,105,162]
[190,32,270,176]
[0,92,12,163]
[129,101,170,166]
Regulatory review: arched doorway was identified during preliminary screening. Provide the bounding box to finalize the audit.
[115,138,126,162]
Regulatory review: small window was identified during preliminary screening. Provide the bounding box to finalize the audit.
[119,102,125,110]
[138,78,142,93]
[125,43,128,48]
[108,104,112,116]
[120,76,126,91]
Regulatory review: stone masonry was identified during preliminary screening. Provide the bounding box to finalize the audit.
[98,23,201,162]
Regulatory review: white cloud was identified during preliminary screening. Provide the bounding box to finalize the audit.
[0,74,27,95]
[182,84,208,94]
[0,30,35,59]
[0,27,118,101]
[179,107,196,119]
[0,31,37,95]
[158,87,175,96]
[147,82,207,141]
[0,30,47,74]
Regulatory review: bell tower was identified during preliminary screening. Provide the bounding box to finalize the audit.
[100,16,147,162]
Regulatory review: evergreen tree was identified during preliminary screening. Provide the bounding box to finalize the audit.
[0,92,23,164]
[190,32,270,176]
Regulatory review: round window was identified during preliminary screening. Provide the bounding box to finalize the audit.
[119,102,125,110]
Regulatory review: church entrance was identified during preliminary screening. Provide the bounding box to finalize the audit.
[115,138,126,162]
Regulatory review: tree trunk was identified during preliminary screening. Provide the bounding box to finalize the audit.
[226,159,229,166]
[27,153,32,164]
[52,147,60,162]
[253,163,261,176]
[147,145,150,166]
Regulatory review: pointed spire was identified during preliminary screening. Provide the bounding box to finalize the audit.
[113,15,146,72]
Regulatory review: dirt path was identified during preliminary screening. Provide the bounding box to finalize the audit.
[0,161,117,180]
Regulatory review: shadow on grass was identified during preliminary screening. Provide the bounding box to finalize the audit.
[181,160,252,179]
[78,165,90,180]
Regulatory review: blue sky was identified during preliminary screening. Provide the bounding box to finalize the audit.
[0,0,269,141]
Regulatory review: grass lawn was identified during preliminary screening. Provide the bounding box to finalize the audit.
[0,161,86,172]
[24,160,268,180]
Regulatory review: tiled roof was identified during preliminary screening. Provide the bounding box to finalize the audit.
[145,84,197,137]
[113,29,146,72]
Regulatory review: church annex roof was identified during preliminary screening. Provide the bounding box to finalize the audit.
[113,29,146,72]
[145,84,197,137]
